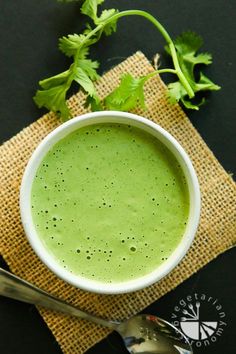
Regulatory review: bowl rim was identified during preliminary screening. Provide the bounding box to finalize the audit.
[20,111,201,294]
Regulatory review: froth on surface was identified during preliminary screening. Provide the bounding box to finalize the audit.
[31,123,189,283]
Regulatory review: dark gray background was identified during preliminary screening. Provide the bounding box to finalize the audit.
[0,1,235,353]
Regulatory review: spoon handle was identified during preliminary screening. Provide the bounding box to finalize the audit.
[0,267,118,329]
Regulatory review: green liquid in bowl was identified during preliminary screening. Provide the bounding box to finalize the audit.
[31,123,189,283]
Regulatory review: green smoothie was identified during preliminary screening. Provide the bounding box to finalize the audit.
[31,123,189,283]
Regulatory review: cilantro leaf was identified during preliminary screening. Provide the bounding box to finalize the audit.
[174,31,203,54]
[34,58,100,120]
[81,0,118,36]
[81,0,104,21]
[168,82,186,105]
[34,70,72,120]
[74,67,96,96]
[34,85,71,120]
[73,59,100,107]
[167,74,220,111]
[85,95,103,111]
[38,70,70,89]
[104,74,148,111]
[74,58,99,97]
[174,32,209,83]
[166,31,220,109]
[77,58,100,80]
[59,34,89,58]
[195,72,220,92]
[58,28,100,58]
[96,9,119,35]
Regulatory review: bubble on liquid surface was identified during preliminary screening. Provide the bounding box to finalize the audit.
[130,246,136,252]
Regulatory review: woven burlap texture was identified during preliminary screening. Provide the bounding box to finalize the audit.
[0,52,235,354]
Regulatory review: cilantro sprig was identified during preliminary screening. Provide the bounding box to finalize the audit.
[34,0,220,120]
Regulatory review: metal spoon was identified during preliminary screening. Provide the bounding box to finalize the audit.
[0,267,192,354]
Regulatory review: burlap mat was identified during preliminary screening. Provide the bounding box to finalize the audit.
[0,52,235,353]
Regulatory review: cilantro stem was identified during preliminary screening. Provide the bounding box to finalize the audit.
[112,10,172,44]
[168,42,194,98]
[98,10,195,98]
[146,68,177,78]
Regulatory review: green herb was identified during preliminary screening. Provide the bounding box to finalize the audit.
[165,31,220,109]
[104,74,150,112]
[34,0,220,120]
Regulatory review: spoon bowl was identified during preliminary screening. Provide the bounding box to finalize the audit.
[117,315,192,354]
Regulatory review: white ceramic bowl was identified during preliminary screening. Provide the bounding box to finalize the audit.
[20,111,200,294]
